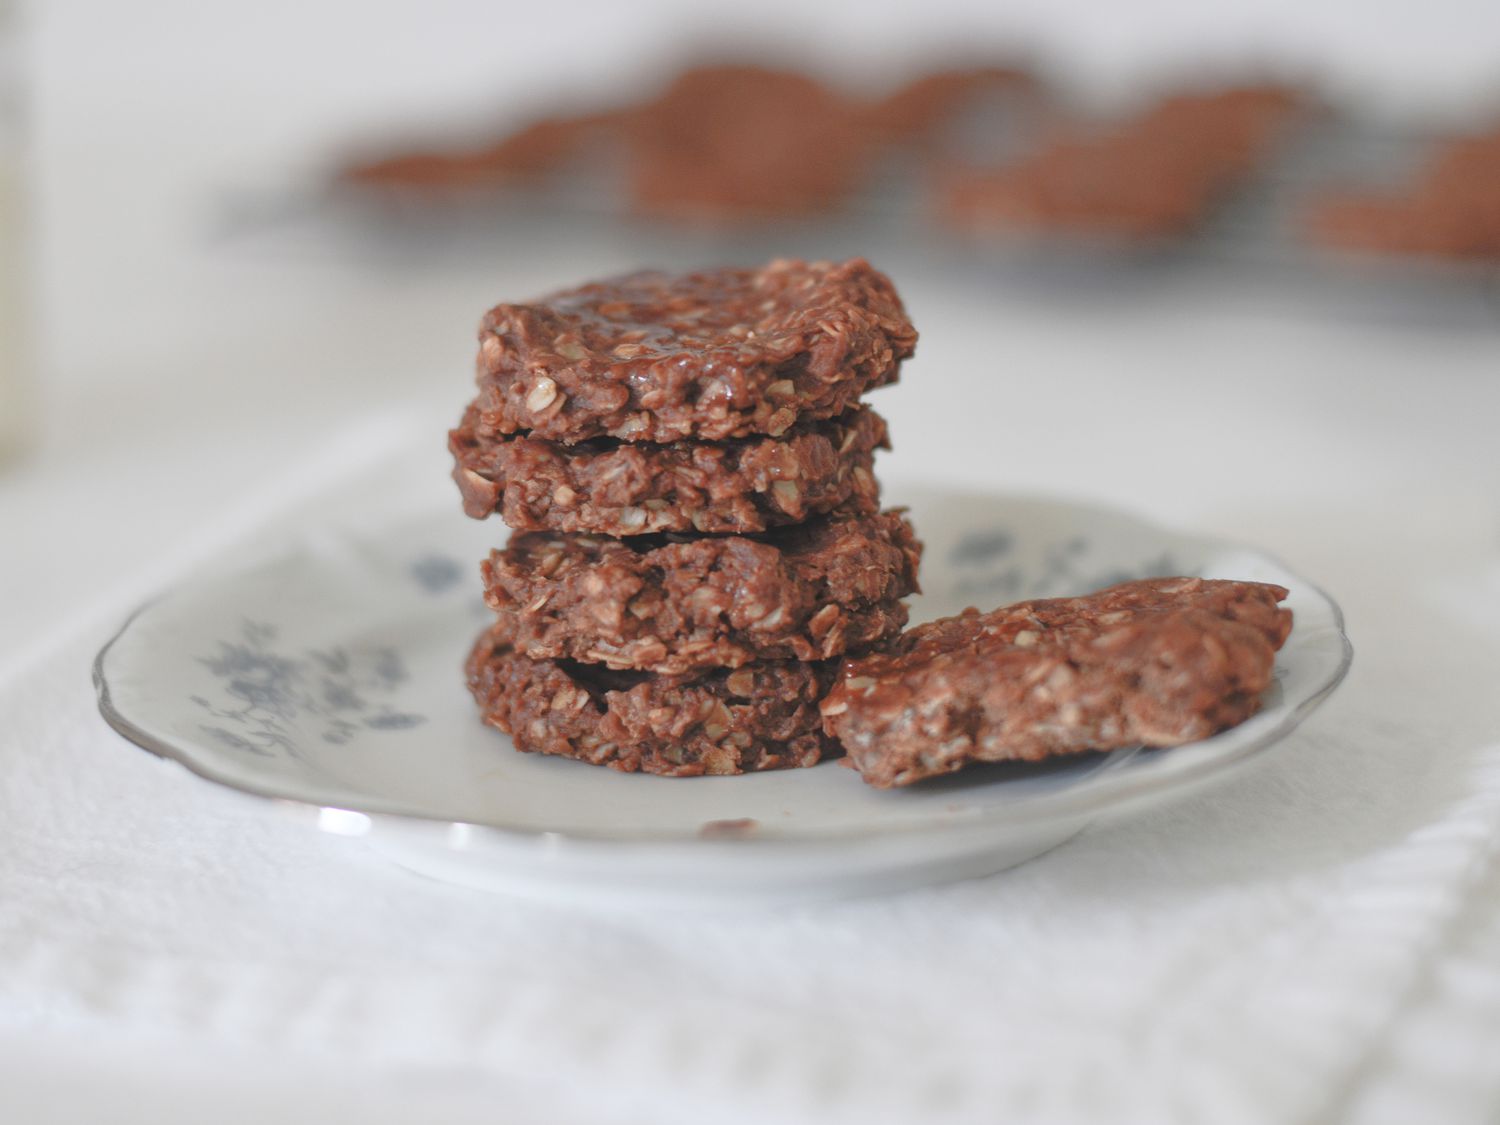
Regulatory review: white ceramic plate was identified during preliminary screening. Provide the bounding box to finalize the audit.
[95,486,1350,908]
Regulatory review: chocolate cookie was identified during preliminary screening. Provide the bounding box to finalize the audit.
[820,577,1293,788]
[467,258,917,444]
[450,403,887,534]
[466,623,837,776]
[482,508,921,675]
[624,65,869,220]
[1307,128,1500,260]
[941,85,1302,240]
[863,65,1038,146]
[340,113,620,194]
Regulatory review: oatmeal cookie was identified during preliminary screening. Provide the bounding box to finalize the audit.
[467,258,916,444]
[624,65,868,219]
[466,623,837,776]
[450,403,886,533]
[820,577,1293,787]
[482,507,921,675]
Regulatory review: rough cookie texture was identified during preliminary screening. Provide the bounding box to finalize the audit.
[820,577,1293,788]
[450,403,887,534]
[466,623,838,776]
[482,508,922,675]
[468,258,917,444]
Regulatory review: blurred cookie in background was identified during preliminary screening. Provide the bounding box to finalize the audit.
[936,81,1308,243]
[861,63,1042,150]
[339,111,626,197]
[622,64,870,221]
[1307,126,1500,260]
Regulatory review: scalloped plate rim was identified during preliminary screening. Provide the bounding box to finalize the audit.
[93,486,1353,857]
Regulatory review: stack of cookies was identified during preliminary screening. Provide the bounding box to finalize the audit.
[450,258,922,776]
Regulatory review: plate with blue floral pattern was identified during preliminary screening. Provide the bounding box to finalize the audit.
[95,485,1350,907]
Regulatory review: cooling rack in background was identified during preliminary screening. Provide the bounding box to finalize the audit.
[211,91,1500,329]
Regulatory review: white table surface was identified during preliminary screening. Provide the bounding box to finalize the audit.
[5,5,1500,1122]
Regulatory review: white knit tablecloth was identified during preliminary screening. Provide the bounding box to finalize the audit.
[5,242,1500,1122]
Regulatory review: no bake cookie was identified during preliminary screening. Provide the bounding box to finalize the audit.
[467,258,916,444]
[624,65,869,220]
[482,508,921,675]
[466,622,838,776]
[820,577,1293,787]
[450,403,887,534]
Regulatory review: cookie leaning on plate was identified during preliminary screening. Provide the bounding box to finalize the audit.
[821,577,1293,788]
